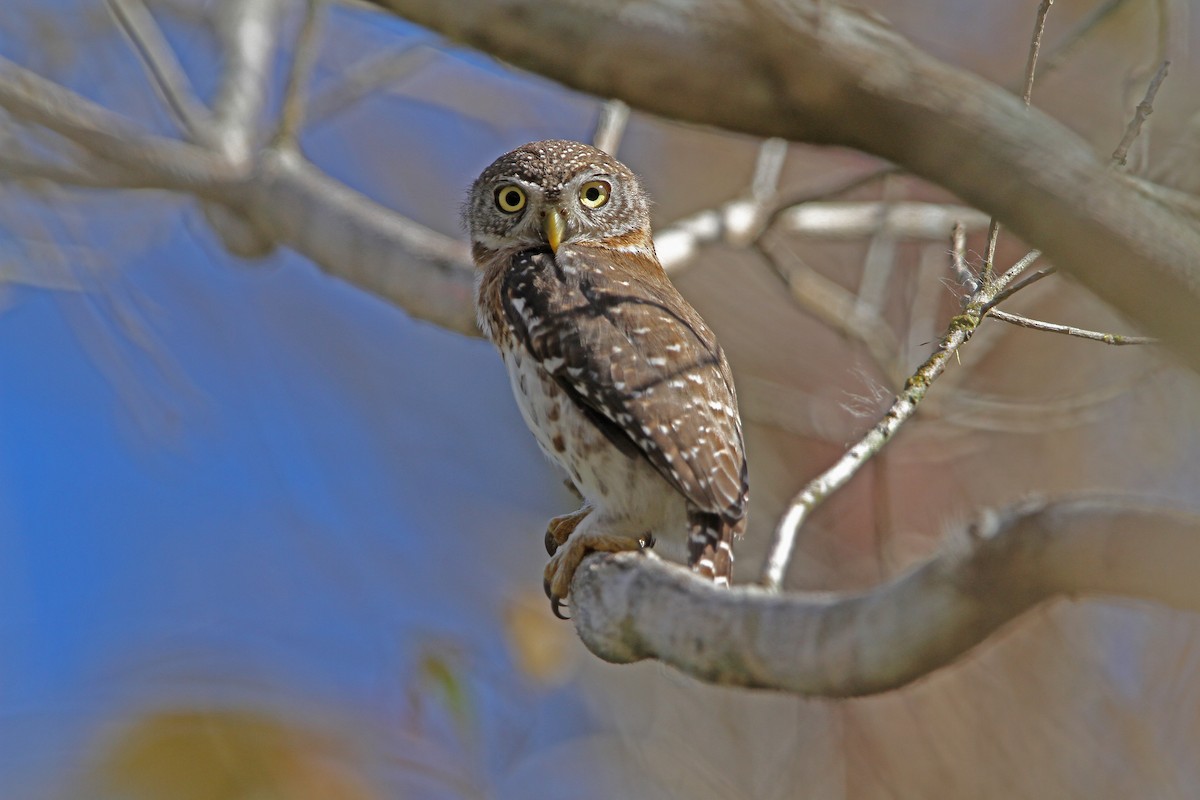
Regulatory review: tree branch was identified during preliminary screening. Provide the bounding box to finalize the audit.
[1112,60,1169,168]
[251,149,478,334]
[105,0,211,140]
[591,98,629,156]
[0,55,232,190]
[572,498,1200,696]
[989,309,1158,345]
[210,0,291,163]
[760,223,1024,590]
[371,0,1200,374]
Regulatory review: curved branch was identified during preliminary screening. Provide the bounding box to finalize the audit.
[571,498,1200,696]
[372,0,1200,374]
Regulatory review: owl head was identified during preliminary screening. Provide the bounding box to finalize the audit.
[466,140,653,258]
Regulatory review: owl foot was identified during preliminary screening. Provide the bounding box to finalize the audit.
[545,506,593,556]
[543,530,644,619]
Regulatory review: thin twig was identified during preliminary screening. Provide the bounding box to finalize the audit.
[105,0,210,139]
[1112,60,1170,167]
[989,309,1157,345]
[990,248,1042,296]
[592,99,630,156]
[760,243,1014,589]
[1021,0,1053,107]
[983,0,1051,283]
[984,264,1056,310]
[274,0,325,147]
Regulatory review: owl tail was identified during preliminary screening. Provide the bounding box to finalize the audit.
[686,506,744,587]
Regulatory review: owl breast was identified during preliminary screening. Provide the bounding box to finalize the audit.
[500,344,688,546]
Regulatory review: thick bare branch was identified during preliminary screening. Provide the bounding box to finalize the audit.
[0,55,234,191]
[572,498,1200,696]
[776,200,989,241]
[0,149,177,189]
[211,0,292,163]
[657,200,986,272]
[251,149,478,334]
[373,0,1200,373]
[591,99,629,156]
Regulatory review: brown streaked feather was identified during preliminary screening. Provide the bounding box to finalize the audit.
[495,243,748,528]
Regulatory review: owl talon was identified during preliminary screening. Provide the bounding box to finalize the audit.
[544,506,593,556]
[550,596,571,620]
[543,529,644,619]
[543,576,571,619]
[641,532,656,549]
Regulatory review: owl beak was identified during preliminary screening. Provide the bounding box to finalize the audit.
[542,209,566,253]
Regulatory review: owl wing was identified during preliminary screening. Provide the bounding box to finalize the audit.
[500,247,748,526]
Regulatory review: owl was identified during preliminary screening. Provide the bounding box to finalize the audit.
[467,140,748,617]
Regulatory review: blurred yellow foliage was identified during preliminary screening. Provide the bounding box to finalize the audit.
[503,590,579,685]
[76,708,380,800]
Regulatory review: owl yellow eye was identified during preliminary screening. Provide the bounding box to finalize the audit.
[579,180,610,209]
[495,185,526,213]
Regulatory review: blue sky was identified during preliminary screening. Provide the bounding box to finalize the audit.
[0,5,635,796]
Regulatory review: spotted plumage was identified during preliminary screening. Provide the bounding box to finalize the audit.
[467,140,748,616]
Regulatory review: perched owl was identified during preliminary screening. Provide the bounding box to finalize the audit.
[467,140,748,617]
